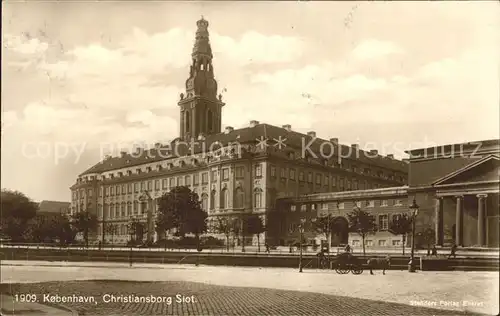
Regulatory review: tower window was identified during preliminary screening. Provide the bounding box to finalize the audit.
[185,111,190,132]
[207,109,213,132]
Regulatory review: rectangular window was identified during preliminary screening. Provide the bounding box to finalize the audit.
[280,168,286,179]
[178,177,184,186]
[155,180,160,190]
[88,189,93,197]
[308,172,313,183]
[381,200,388,206]
[116,186,121,195]
[128,184,132,193]
[270,166,276,178]
[255,164,262,177]
[352,240,360,246]
[235,166,244,178]
[289,169,296,180]
[162,179,167,189]
[366,240,373,247]
[339,178,344,191]
[222,168,229,180]
[321,203,328,210]
[147,181,152,190]
[134,183,139,193]
[365,200,375,207]
[315,174,321,185]
[378,240,387,247]
[299,172,304,181]
[185,175,191,186]
[324,175,329,186]
[99,188,103,197]
[110,186,115,196]
[337,202,345,209]
[169,178,175,187]
[141,182,145,191]
[211,170,218,181]
[379,214,388,231]
[290,205,296,212]
[395,199,403,206]
[311,204,316,211]
[392,240,401,246]
[193,174,199,185]
[202,172,208,184]
[300,205,307,212]
[355,201,361,208]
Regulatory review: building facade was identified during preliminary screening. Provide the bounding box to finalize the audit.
[69,17,408,246]
[272,187,409,250]
[407,139,499,248]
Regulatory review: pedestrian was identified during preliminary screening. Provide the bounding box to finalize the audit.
[344,244,351,253]
[98,241,102,251]
[447,244,457,259]
[129,247,133,267]
[431,244,438,257]
[265,244,270,253]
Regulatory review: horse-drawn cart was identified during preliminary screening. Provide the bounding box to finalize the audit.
[330,252,364,274]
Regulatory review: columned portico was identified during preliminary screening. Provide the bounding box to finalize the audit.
[434,197,444,246]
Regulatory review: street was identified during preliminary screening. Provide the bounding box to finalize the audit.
[1,261,498,315]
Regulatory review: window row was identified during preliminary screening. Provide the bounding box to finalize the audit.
[290,199,406,212]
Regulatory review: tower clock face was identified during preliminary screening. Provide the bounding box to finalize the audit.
[187,79,194,89]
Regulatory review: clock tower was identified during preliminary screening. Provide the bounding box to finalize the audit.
[178,17,225,140]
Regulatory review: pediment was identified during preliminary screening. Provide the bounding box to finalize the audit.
[433,155,499,186]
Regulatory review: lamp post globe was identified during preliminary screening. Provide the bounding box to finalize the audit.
[408,198,419,273]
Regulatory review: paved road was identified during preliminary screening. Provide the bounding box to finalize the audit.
[0,280,480,316]
[2,261,498,315]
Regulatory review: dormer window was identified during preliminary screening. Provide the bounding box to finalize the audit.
[136,169,142,174]
[118,172,123,177]
[288,152,295,160]
[192,158,198,165]
[157,165,162,171]
[167,163,174,169]
[179,160,186,167]
[127,170,132,176]
[110,174,114,179]
[323,159,328,166]
[146,167,152,173]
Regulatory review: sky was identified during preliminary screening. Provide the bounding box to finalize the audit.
[1,1,499,202]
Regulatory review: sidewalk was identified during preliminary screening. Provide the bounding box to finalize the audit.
[0,294,76,316]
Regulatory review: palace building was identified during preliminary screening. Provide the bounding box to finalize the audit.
[69,17,408,246]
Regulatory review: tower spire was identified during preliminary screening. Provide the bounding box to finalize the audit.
[178,17,225,140]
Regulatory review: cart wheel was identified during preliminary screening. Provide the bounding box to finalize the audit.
[339,268,350,274]
[351,266,363,275]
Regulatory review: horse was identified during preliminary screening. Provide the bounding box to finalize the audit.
[367,255,391,275]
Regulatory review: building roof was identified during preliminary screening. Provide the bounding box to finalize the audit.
[79,123,408,177]
[405,139,500,158]
[279,186,409,203]
[38,200,70,214]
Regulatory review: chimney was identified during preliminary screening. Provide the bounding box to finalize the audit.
[154,142,161,148]
[307,131,316,138]
[249,120,260,127]
[282,124,292,132]
[224,126,234,134]
[330,138,339,144]
[351,143,359,148]
[120,151,127,158]
[369,149,378,155]
[387,154,394,159]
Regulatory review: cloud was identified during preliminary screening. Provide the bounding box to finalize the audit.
[352,39,403,61]
[3,33,49,55]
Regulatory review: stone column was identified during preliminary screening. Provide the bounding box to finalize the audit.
[455,195,463,246]
[477,194,487,246]
[434,197,444,246]
[147,199,153,243]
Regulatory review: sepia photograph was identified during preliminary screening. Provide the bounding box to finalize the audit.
[1,1,499,315]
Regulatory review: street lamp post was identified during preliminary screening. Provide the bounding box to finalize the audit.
[299,218,306,273]
[408,198,420,273]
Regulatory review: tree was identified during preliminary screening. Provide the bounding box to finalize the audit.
[211,216,233,251]
[71,211,98,247]
[156,186,208,251]
[52,214,77,245]
[231,217,241,250]
[105,223,118,244]
[311,214,340,251]
[416,228,436,255]
[347,206,377,256]
[128,218,145,243]
[243,214,266,252]
[0,189,38,241]
[388,213,413,255]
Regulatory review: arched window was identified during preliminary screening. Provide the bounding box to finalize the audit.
[185,111,190,132]
[234,188,244,209]
[201,193,208,211]
[210,190,216,210]
[207,109,213,132]
[220,188,228,209]
[254,188,263,209]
